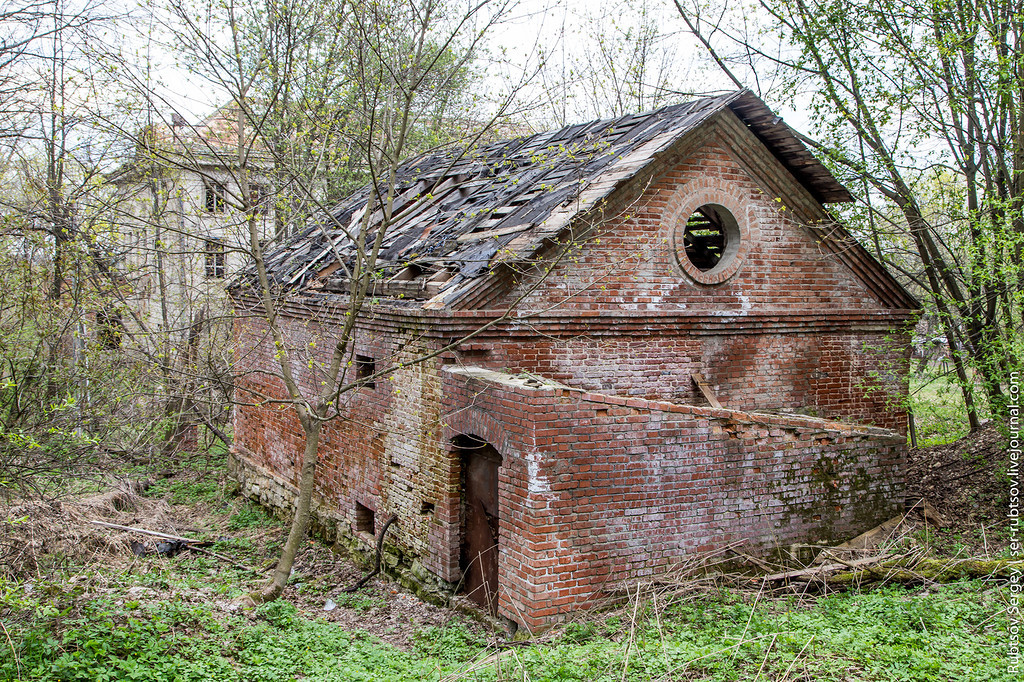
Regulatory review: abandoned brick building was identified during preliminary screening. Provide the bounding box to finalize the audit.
[229,89,917,630]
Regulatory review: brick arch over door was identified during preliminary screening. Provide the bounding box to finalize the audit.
[442,408,514,459]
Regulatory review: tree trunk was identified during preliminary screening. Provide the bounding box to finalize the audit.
[253,418,322,603]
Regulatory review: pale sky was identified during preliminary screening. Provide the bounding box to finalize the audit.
[133,0,820,138]
[143,0,719,127]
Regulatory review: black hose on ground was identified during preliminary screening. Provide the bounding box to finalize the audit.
[342,514,398,593]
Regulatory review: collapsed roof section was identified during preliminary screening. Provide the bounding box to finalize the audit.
[240,89,854,308]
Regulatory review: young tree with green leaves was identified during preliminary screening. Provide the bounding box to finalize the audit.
[676,0,1024,429]
[147,0,521,602]
[0,0,172,492]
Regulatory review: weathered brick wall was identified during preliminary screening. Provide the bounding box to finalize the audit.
[443,367,905,630]
[482,114,905,315]
[228,111,912,630]
[232,304,907,630]
[455,111,914,431]
[231,305,456,579]
[447,325,909,432]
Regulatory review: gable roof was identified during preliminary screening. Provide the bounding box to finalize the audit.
[245,89,912,310]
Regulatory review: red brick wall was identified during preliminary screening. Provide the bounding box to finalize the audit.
[483,138,899,315]
[232,307,458,578]
[450,118,914,431]
[232,304,908,630]
[447,325,909,432]
[442,368,905,630]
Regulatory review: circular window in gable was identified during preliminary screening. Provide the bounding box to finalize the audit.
[673,202,744,284]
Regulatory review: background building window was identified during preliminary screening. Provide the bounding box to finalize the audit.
[205,239,226,278]
[205,182,227,213]
[95,307,123,349]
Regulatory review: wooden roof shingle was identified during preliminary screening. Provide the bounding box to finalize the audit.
[243,89,861,307]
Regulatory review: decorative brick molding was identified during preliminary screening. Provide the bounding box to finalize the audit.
[665,178,760,285]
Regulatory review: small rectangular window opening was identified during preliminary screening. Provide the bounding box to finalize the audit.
[205,239,226,278]
[354,502,375,534]
[355,354,375,389]
[420,501,435,515]
[205,182,227,213]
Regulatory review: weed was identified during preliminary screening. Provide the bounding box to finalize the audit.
[1,574,1014,682]
[254,600,298,629]
[412,624,485,666]
[327,591,384,612]
[144,475,223,505]
[226,503,274,530]
[560,621,599,644]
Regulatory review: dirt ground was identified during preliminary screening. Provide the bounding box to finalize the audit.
[285,543,488,647]
[0,465,482,649]
[906,420,1011,554]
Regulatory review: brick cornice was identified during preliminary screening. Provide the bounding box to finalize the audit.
[232,291,914,339]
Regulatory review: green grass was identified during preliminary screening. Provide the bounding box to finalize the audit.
[0,579,474,682]
[142,469,223,505]
[1,389,1013,681]
[1,573,1013,682]
[909,373,975,446]
[226,502,276,530]
[470,584,1012,681]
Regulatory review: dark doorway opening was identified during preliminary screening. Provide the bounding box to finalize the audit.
[455,434,502,615]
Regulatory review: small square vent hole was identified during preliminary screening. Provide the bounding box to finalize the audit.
[356,355,375,389]
[354,502,375,534]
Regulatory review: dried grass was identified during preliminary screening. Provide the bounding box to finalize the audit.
[0,478,180,578]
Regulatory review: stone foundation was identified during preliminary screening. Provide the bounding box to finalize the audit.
[228,447,457,606]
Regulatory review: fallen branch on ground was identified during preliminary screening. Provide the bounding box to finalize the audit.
[822,556,1023,587]
[765,553,1022,587]
[89,520,261,572]
[765,555,889,582]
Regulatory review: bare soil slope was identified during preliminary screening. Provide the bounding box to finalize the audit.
[906,421,1011,553]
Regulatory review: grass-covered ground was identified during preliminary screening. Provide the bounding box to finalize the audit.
[908,372,976,447]
[1,419,1018,681]
[1,571,1013,681]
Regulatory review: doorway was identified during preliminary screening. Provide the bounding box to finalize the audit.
[455,435,502,615]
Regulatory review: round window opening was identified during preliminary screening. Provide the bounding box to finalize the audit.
[682,203,740,273]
